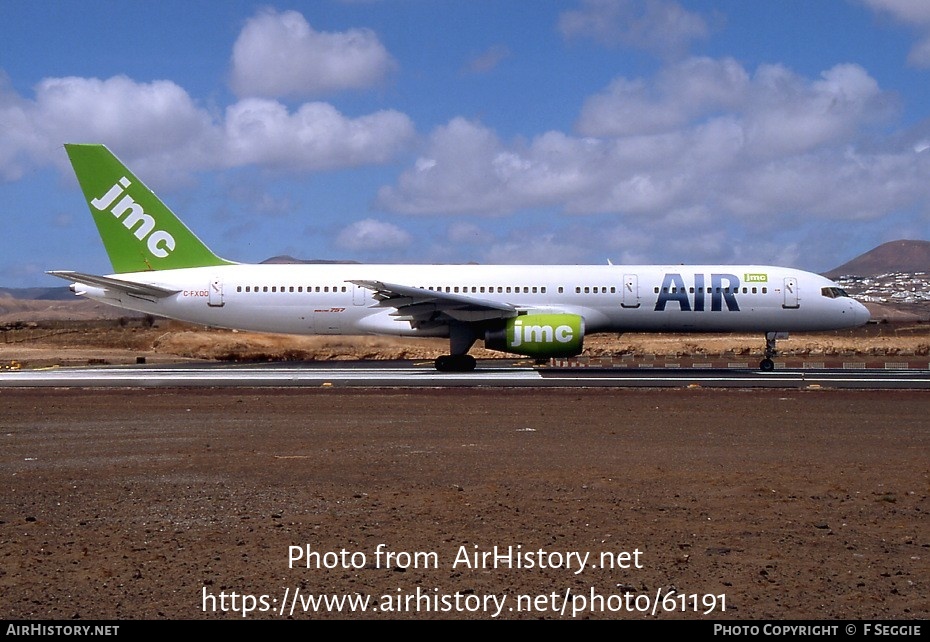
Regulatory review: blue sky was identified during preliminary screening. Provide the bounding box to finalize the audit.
[2,0,929,287]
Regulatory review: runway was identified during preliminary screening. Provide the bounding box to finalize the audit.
[1,361,928,389]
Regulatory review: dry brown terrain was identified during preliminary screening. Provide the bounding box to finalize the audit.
[0,305,928,621]
[1,387,928,621]
[0,313,928,370]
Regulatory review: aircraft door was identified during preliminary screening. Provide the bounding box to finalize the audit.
[782,277,799,309]
[353,283,367,306]
[208,278,224,307]
[621,274,640,308]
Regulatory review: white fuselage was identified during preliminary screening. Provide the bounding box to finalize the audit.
[73,263,870,337]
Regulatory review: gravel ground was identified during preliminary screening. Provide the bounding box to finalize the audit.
[1,386,927,620]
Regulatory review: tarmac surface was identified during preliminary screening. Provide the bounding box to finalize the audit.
[1,386,928,620]
[1,361,929,389]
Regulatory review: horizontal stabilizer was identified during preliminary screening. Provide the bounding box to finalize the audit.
[47,270,180,298]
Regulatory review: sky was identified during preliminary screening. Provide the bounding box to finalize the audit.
[1,0,929,288]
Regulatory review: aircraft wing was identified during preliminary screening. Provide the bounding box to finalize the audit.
[350,279,518,327]
[47,270,181,299]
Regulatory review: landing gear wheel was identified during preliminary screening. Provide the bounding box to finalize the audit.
[760,331,782,372]
[435,354,477,372]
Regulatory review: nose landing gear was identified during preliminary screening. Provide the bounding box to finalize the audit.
[760,331,787,371]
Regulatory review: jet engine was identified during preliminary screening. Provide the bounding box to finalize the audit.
[484,313,584,358]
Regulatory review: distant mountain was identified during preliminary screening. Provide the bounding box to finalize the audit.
[824,240,930,278]
[0,286,72,301]
[261,255,360,265]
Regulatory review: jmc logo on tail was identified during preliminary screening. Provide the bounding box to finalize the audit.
[91,177,176,258]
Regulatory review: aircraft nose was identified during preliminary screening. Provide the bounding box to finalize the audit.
[852,299,870,326]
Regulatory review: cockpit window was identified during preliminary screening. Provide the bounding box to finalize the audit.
[820,287,849,299]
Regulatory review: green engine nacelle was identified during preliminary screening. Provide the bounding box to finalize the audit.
[485,314,585,358]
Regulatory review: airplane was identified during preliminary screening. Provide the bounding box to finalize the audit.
[49,143,870,372]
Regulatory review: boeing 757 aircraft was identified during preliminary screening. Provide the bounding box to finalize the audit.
[49,144,870,371]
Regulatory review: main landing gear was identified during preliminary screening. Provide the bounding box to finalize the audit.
[434,324,478,372]
[435,354,477,372]
[759,331,787,371]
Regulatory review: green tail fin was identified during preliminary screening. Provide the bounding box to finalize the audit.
[64,143,232,273]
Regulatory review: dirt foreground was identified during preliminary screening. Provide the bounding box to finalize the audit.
[1,386,927,620]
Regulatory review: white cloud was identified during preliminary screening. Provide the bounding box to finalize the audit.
[860,0,930,67]
[30,75,220,184]
[578,58,891,154]
[378,118,603,215]
[229,9,397,98]
[742,63,890,158]
[0,75,414,185]
[577,57,748,136]
[378,56,930,245]
[34,76,212,154]
[336,218,412,251]
[0,75,221,185]
[224,99,415,171]
[559,0,711,58]
[0,7,414,211]
[0,75,36,181]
